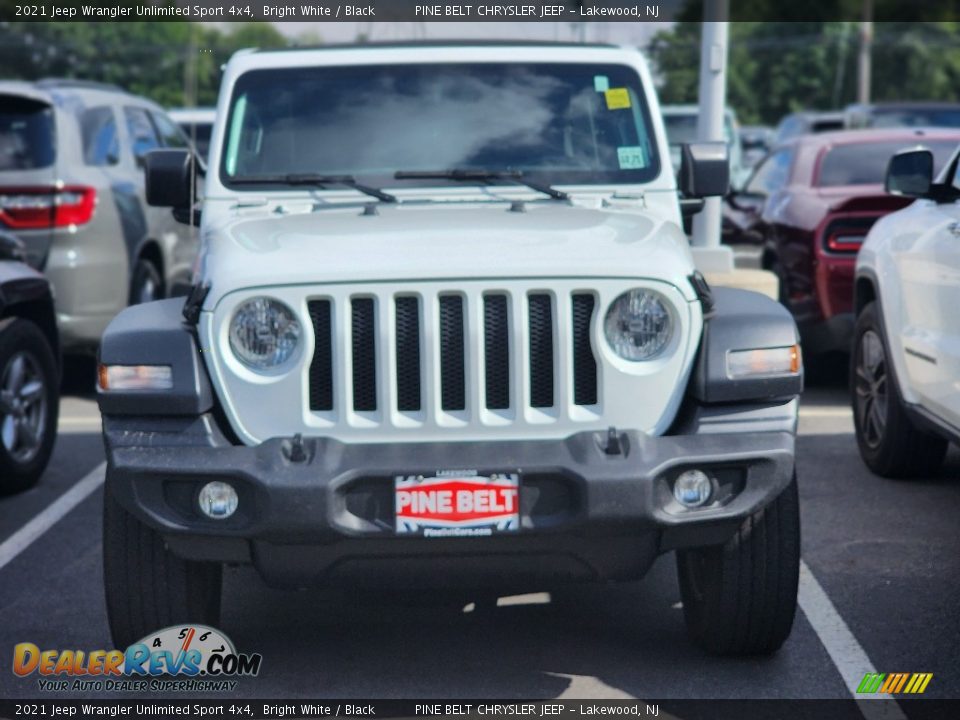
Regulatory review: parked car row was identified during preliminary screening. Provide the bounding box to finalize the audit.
[0,79,200,354]
[0,79,211,490]
[725,127,960,355]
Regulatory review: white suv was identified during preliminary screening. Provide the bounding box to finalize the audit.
[853,146,960,476]
[96,43,804,656]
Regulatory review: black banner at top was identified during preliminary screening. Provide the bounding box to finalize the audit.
[5,0,960,23]
[1,699,960,720]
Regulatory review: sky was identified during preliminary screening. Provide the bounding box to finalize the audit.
[269,21,667,47]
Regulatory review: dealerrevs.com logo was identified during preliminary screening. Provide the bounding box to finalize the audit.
[13,625,262,692]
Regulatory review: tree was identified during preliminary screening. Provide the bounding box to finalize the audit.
[0,19,291,107]
[648,19,960,126]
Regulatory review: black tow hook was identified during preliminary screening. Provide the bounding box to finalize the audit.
[283,433,307,463]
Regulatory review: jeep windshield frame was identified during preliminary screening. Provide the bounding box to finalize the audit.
[219,61,662,192]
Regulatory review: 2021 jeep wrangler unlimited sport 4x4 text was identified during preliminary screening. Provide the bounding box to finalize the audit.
[97,43,803,656]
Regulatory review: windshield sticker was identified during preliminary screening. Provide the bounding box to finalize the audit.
[617,146,648,170]
[594,75,610,93]
[605,88,631,110]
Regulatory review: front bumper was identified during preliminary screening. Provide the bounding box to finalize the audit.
[104,409,796,588]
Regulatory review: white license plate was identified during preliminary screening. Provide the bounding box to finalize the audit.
[394,472,520,537]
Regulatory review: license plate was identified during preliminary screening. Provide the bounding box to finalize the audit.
[394,471,520,537]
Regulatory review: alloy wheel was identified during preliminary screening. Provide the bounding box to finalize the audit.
[0,351,48,464]
[855,329,888,449]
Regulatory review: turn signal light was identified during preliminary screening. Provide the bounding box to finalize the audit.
[727,344,801,379]
[98,364,173,391]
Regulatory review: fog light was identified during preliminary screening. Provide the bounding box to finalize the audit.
[673,469,713,508]
[198,482,238,519]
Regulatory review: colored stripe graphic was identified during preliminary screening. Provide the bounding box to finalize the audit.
[857,672,933,694]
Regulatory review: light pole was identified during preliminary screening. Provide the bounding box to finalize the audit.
[857,0,873,104]
[691,0,734,274]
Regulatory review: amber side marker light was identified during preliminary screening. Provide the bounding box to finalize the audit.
[98,364,173,391]
[727,345,802,379]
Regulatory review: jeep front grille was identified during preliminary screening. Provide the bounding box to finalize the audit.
[305,288,599,421]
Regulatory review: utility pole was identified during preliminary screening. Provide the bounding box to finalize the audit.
[691,0,733,273]
[857,0,873,104]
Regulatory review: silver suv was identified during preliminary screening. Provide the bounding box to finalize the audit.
[0,79,198,353]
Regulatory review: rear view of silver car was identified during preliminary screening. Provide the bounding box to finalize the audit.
[0,79,198,353]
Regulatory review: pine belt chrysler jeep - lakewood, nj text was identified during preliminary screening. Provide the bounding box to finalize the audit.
[96,44,804,656]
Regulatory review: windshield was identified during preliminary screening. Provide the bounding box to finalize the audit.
[817,140,958,186]
[870,108,960,129]
[0,96,55,171]
[221,62,661,188]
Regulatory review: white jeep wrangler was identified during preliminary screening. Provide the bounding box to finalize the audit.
[97,43,803,656]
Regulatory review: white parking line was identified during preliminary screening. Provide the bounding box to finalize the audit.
[798,560,907,720]
[798,407,853,418]
[0,462,105,572]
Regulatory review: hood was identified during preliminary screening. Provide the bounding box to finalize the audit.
[202,201,697,305]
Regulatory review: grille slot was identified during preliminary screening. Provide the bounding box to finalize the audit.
[528,293,555,408]
[572,294,598,406]
[307,300,334,411]
[351,297,377,412]
[439,295,466,411]
[484,294,510,410]
[395,296,421,412]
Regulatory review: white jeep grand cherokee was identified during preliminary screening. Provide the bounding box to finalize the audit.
[97,43,804,656]
[853,146,960,477]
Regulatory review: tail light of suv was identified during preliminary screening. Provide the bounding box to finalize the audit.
[0,186,97,229]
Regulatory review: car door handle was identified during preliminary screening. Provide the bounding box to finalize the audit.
[948,222,960,236]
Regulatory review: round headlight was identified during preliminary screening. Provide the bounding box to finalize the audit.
[229,297,301,371]
[603,289,673,361]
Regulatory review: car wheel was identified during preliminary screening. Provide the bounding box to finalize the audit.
[676,473,800,656]
[129,259,163,305]
[103,481,222,650]
[0,319,59,495]
[851,301,946,478]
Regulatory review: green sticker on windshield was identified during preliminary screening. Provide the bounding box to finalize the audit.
[594,75,610,93]
[617,146,648,170]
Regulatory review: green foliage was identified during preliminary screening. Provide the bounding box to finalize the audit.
[649,20,960,126]
[0,18,292,107]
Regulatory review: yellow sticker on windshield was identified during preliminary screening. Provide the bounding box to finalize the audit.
[605,88,631,110]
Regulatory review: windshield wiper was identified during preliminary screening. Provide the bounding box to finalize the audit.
[229,173,397,203]
[394,169,570,201]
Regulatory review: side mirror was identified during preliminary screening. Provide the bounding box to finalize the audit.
[679,142,730,198]
[145,149,196,209]
[886,149,933,198]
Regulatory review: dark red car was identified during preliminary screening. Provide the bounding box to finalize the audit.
[726,128,960,355]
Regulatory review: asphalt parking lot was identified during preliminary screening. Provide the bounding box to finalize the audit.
[0,361,958,711]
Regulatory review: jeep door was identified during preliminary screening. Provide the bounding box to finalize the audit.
[895,166,960,429]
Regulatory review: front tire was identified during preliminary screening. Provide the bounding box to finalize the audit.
[0,319,59,494]
[677,474,800,656]
[851,302,947,478]
[103,483,222,650]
